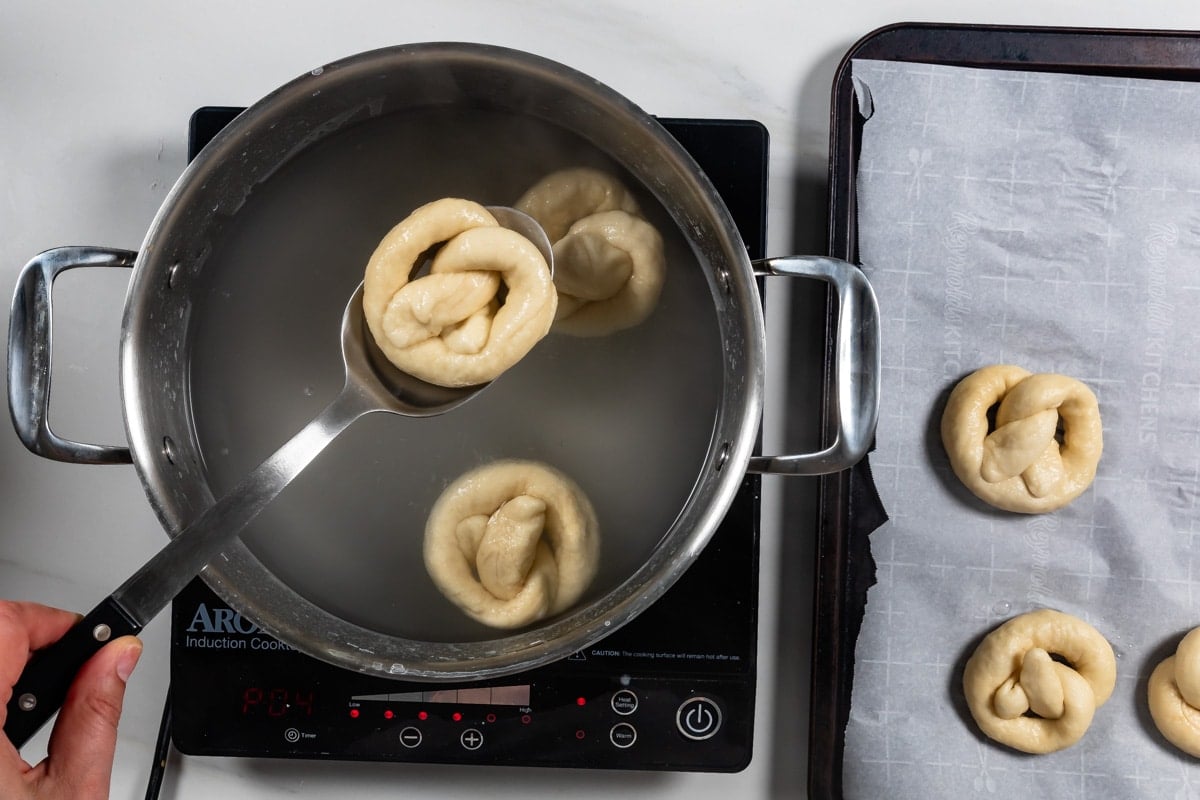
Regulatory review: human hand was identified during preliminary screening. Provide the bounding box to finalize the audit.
[0,601,142,800]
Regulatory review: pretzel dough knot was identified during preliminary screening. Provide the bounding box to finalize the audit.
[516,167,665,337]
[1149,627,1200,757]
[963,609,1116,754]
[424,460,600,629]
[941,365,1103,513]
[363,198,556,387]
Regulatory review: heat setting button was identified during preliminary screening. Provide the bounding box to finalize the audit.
[675,697,722,741]
[611,689,639,716]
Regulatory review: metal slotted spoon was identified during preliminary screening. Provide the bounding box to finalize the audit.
[3,206,554,749]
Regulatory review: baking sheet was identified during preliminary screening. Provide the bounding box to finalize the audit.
[843,57,1200,798]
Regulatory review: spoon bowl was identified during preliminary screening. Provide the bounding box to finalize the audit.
[348,204,555,416]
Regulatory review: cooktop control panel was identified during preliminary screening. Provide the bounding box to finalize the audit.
[172,476,759,771]
[171,109,766,773]
[172,596,753,770]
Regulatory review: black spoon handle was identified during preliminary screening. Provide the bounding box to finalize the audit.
[4,597,142,749]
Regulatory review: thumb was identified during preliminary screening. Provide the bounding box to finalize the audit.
[43,636,142,797]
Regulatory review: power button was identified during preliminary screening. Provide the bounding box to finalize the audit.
[675,697,722,741]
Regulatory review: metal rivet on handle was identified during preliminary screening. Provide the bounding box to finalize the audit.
[17,693,36,712]
[715,442,731,472]
[92,624,112,642]
[166,262,182,290]
[716,268,731,295]
[162,436,177,465]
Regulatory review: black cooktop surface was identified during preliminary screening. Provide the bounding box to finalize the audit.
[170,108,768,773]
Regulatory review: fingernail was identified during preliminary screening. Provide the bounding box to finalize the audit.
[116,640,143,683]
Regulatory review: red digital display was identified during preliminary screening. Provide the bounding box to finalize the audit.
[240,687,315,718]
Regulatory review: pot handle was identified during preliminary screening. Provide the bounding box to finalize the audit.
[9,247,137,465]
[747,256,880,476]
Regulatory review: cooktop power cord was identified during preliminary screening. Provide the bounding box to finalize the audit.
[144,684,172,800]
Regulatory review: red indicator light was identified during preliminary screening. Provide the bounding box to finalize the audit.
[452,712,463,722]
[417,710,428,721]
[576,697,587,707]
[521,714,532,725]
[575,729,586,740]
[349,708,360,719]
[485,713,497,723]
[383,710,394,720]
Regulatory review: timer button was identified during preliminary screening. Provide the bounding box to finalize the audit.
[610,689,638,716]
[609,722,637,749]
[460,728,484,751]
[398,727,423,749]
[675,697,722,741]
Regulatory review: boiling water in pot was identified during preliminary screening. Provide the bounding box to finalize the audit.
[188,107,725,642]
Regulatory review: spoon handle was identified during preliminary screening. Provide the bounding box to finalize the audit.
[3,387,368,750]
[3,597,142,749]
[115,386,371,622]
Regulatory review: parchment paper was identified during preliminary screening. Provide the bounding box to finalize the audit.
[843,58,1200,798]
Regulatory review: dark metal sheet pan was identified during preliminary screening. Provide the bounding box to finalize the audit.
[813,21,1200,800]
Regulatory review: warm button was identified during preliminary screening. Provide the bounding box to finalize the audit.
[609,722,637,749]
[611,689,639,715]
[676,697,722,741]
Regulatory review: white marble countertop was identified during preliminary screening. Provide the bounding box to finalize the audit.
[4,2,1200,798]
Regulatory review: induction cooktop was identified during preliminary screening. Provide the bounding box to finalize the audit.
[166,108,768,774]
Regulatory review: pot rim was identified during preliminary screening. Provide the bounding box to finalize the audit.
[120,41,765,681]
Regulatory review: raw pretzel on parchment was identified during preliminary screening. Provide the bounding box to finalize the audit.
[1149,627,1200,757]
[963,609,1116,754]
[941,365,1103,513]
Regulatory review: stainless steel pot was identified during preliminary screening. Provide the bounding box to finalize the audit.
[9,44,878,684]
